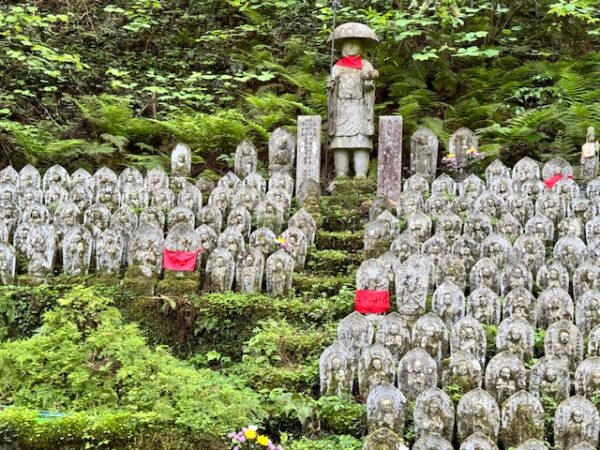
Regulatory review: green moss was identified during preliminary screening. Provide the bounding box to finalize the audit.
[84,274,121,288]
[287,435,363,450]
[121,266,158,296]
[293,273,355,297]
[234,360,319,392]
[0,407,223,450]
[330,178,376,196]
[157,270,200,296]
[16,275,47,287]
[316,230,363,251]
[305,250,362,276]
[321,197,368,231]
[119,295,198,355]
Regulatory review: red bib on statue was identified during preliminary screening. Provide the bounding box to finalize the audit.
[355,290,390,314]
[163,249,201,271]
[543,174,573,189]
[335,55,364,69]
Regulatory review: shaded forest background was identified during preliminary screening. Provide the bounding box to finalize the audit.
[1,0,600,177]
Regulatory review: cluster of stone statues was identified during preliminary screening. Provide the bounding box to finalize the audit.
[321,155,600,449]
[0,129,320,296]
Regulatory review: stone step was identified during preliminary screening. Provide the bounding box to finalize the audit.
[328,178,377,196]
[305,249,363,276]
[293,272,355,297]
[316,230,363,252]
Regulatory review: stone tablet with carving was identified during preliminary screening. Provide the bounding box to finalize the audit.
[296,116,321,194]
[361,427,406,450]
[377,116,402,203]
[529,356,570,402]
[413,387,454,441]
[554,396,600,450]
[397,348,437,401]
[319,341,354,399]
[457,388,500,441]
[485,351,527,405]
[410,127,438,182]
[366,382,405,435]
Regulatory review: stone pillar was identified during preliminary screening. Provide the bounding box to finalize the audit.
[295,116,321,194]
[377,116,403,203]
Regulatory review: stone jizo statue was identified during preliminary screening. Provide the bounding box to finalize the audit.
[327,23,379,178]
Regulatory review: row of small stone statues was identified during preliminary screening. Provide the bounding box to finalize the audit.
[0,158,319,240]
[323,312,600,450]
[405,126,598,184]
[382,158,600,224]
[357,252,600,329]
[0,216,313,295]
[0,159,319,293]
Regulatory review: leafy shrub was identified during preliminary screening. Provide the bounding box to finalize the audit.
[0,285,263,447]
[0,283,77,341]
[230,319,334,391]
[286,435,363,450]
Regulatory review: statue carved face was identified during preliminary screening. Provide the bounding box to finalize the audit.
[341,39,363,57]
[571,408,584,423]
[380,397,393,413]
[331,357,342,370]
[499,366,511,379]
[558,330,570,344]
[372,357,382,370]
[544,367,557,382]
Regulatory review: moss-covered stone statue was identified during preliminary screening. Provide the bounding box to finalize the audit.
[327,22,379,178]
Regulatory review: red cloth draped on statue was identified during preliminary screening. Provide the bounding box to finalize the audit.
[335,56,364,69]
[355,290,390,314]
[163,249,203,271]
[543,174,573,189]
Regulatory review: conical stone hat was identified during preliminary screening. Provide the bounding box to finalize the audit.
[326,22,379,49]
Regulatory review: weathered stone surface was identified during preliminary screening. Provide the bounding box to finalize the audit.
[296,115,321,194]
[376,116,402,203]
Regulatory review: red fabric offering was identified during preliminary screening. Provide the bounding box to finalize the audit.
[355,290,390,314]
[335,55,363,69]
[163,249,202,271]
[544,174,573,189]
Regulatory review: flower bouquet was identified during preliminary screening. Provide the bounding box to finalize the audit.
[442,146,485,174]
[228,426,283,450]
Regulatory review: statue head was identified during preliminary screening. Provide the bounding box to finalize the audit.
[331,356,342,370]
[412,359,423,373]
[341,39,364,57]
[379,396,393,413]
[571,408,584,423]
[499,366,511,379]
[371,357,382,370]
[509,327,522,342]
[587,126,595,142]
[544,366,557,382]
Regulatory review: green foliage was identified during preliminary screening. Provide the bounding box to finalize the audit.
[194,291,353,357]
[316,231,364,252]
[262,390,365,439]
[306,250,362,276]
[3,0,600,170]
[315,396,366,436]
[0,285,263,445]
[287,435,363,450]
[0,283,77,341]
[230,319,333,391]
[0,407,220,450]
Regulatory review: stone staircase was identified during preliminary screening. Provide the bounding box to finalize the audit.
[293,177,377,298]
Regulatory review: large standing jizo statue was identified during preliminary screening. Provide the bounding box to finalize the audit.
[327,23,379,178]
